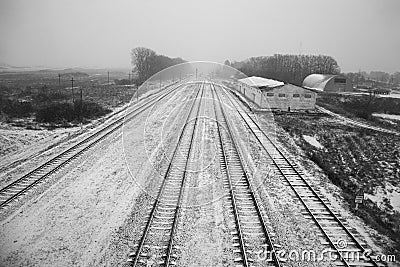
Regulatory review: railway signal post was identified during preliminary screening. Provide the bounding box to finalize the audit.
[354,189,364,211]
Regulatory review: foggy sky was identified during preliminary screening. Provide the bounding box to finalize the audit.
[1,0,399,73]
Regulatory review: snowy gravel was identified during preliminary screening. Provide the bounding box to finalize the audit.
[0,82,392,267]
[0,85,191,266]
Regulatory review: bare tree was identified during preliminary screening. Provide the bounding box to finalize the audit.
[238,54,341,85]
[131,47,156,85]
[131,47,188,85]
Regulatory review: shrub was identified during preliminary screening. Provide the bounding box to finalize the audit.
[317,93,400,120]
[36,102,74,122]
[77,101,110,119]
[32,92,68,105]
[36,101,110,123]
[0,98,34,118]
[114,79,131,85]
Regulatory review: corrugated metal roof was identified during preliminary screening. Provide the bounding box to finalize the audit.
[302,74,337,91]
[238,76,284,88]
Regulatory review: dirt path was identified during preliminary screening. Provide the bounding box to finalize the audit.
[316,105,400,135]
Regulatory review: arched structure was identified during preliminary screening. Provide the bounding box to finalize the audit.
[303,74,353,93]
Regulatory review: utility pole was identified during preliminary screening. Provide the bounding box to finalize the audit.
[80,86,83,125]
[71,77,75,103]
[58,73,61,87]
[128,72,131,84]
[108,71,110,85]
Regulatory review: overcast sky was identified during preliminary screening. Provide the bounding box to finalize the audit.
[1,0,399,73]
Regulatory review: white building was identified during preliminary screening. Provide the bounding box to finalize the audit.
[303,74,353,93]
[237,76,316,111]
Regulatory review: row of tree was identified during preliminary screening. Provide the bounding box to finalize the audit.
[228,54,341,85]
[345,71,400,85]
[130,47,187,85]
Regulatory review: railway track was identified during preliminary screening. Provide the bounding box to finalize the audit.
[0,81,186,211]
[217,82,381,267]
[127,82,205,266]
[210,82,281,267]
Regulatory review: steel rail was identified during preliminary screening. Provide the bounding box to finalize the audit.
[211,81,281,267]
[0,81,186,210]
[219,83,379,267]
[129,81,205,266]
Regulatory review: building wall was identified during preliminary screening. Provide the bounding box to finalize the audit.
[237,82,316,111]
[237,82,263,106]
[261,84,316,110]
[325,77,353,93]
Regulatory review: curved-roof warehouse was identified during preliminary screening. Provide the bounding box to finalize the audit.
[302,74,353,93]
[302,74,336,91]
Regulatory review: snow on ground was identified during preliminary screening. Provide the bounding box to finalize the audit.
[0,128,137,266]
[221,90,333,267]
[177,87,233,266]
[373,113,400,121]
[365,183,400,213]
[344,91,400,99]
[377,93,400,99]
[0,82,392,266]
[302,134,324,149]
[0,123,78,165]
[268,121,390,258]
[0,82,165,176]
[0,85,188,266]
[0,102,132,190]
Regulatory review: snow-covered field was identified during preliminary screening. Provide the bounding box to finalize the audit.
[0,84,191,266]
[0,82,392,266]
[365,183,400,213]
[373,113,400,121]
[377,92,400,99]
[0,103,131,190]
[302,134,324,149]
[345,91,400,99]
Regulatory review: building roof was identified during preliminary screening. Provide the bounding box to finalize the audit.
[278,83,316,93]
[238,76,284,89]
[302,74,338,91]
